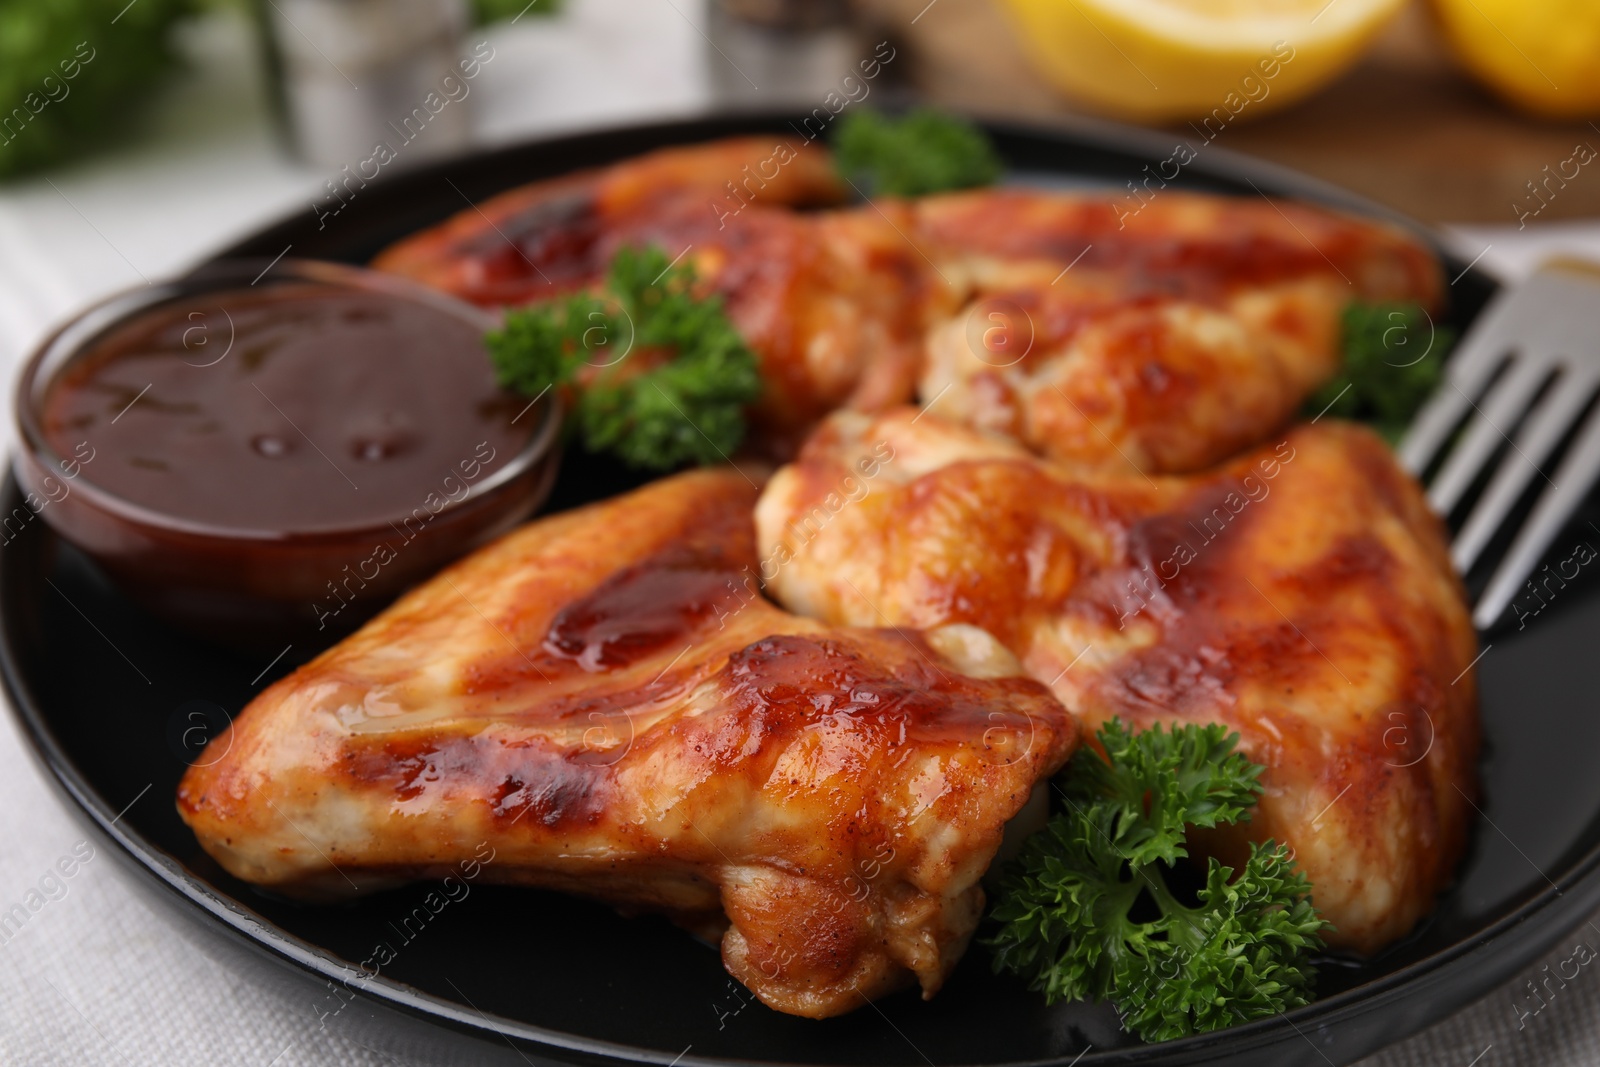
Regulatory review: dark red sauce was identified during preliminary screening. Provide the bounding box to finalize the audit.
[40,282,532,532]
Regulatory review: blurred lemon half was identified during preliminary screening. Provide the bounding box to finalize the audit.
[999,0,1407,123]
[1430,0,1600,119]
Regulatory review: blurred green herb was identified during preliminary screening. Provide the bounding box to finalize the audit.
[1305,302,1453,444]
[833,107,1002,197]
[0,0,200,180]
[471,0,562,24]
[487,245,762,471]
[987,719,1329,1042]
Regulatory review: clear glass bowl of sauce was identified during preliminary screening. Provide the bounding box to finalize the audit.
[13,259,560,647]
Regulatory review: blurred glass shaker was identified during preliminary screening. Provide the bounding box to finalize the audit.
[708,0,867,107]
[257,0,473,168]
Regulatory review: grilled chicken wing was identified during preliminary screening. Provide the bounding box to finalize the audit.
[755,409,1478,953]
[372,138,943,453]
[177,469,1076,1018]
[913,189,1443,473]
[374,139,1440,472]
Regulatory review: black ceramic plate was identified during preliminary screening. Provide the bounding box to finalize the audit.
[7,113,1599,1067]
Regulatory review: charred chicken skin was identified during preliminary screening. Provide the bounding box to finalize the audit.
[178,469,1076,1018]
[755,410,1478,953]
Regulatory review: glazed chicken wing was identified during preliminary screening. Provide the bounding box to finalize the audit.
[372,138,944,452]
[755,410,1478,953]
[178,469,1076,1018]
[912,189,1443,473]
[375,139,1440,472]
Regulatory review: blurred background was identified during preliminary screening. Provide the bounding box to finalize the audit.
[2,0,1600,1063]
[3,0,1600,387]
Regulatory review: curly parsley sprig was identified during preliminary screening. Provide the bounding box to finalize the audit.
[1305,302,1454,444]
[486,245,762,471]
[987,720,1330,1042]
[833,108,1003,197]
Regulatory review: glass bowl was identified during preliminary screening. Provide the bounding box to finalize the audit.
[12,259,561,649]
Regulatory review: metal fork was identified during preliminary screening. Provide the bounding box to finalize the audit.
[1400,258,1600,631]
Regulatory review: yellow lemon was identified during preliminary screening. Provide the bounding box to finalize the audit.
[1431,0,1600,119]
[998,0,1407,123]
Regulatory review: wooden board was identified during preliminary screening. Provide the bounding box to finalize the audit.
[859,0,1600,225]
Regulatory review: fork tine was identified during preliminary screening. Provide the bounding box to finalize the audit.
[1452,369,1599,572]
[1474,406,1600,629]
[1398,376,1484,477]
[1396,287,1530,477]
[1426,358,1553,515]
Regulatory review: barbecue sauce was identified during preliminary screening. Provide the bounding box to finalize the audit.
[40,282,532,532]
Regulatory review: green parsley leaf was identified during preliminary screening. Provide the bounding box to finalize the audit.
[1071,719,1265,868]
[987,719,1330,1042]
[485,245,763,471]
[833,107,1002,198]
[1305,302,1454,444]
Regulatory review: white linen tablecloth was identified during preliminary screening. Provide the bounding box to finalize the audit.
[2,4,1598,1064]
